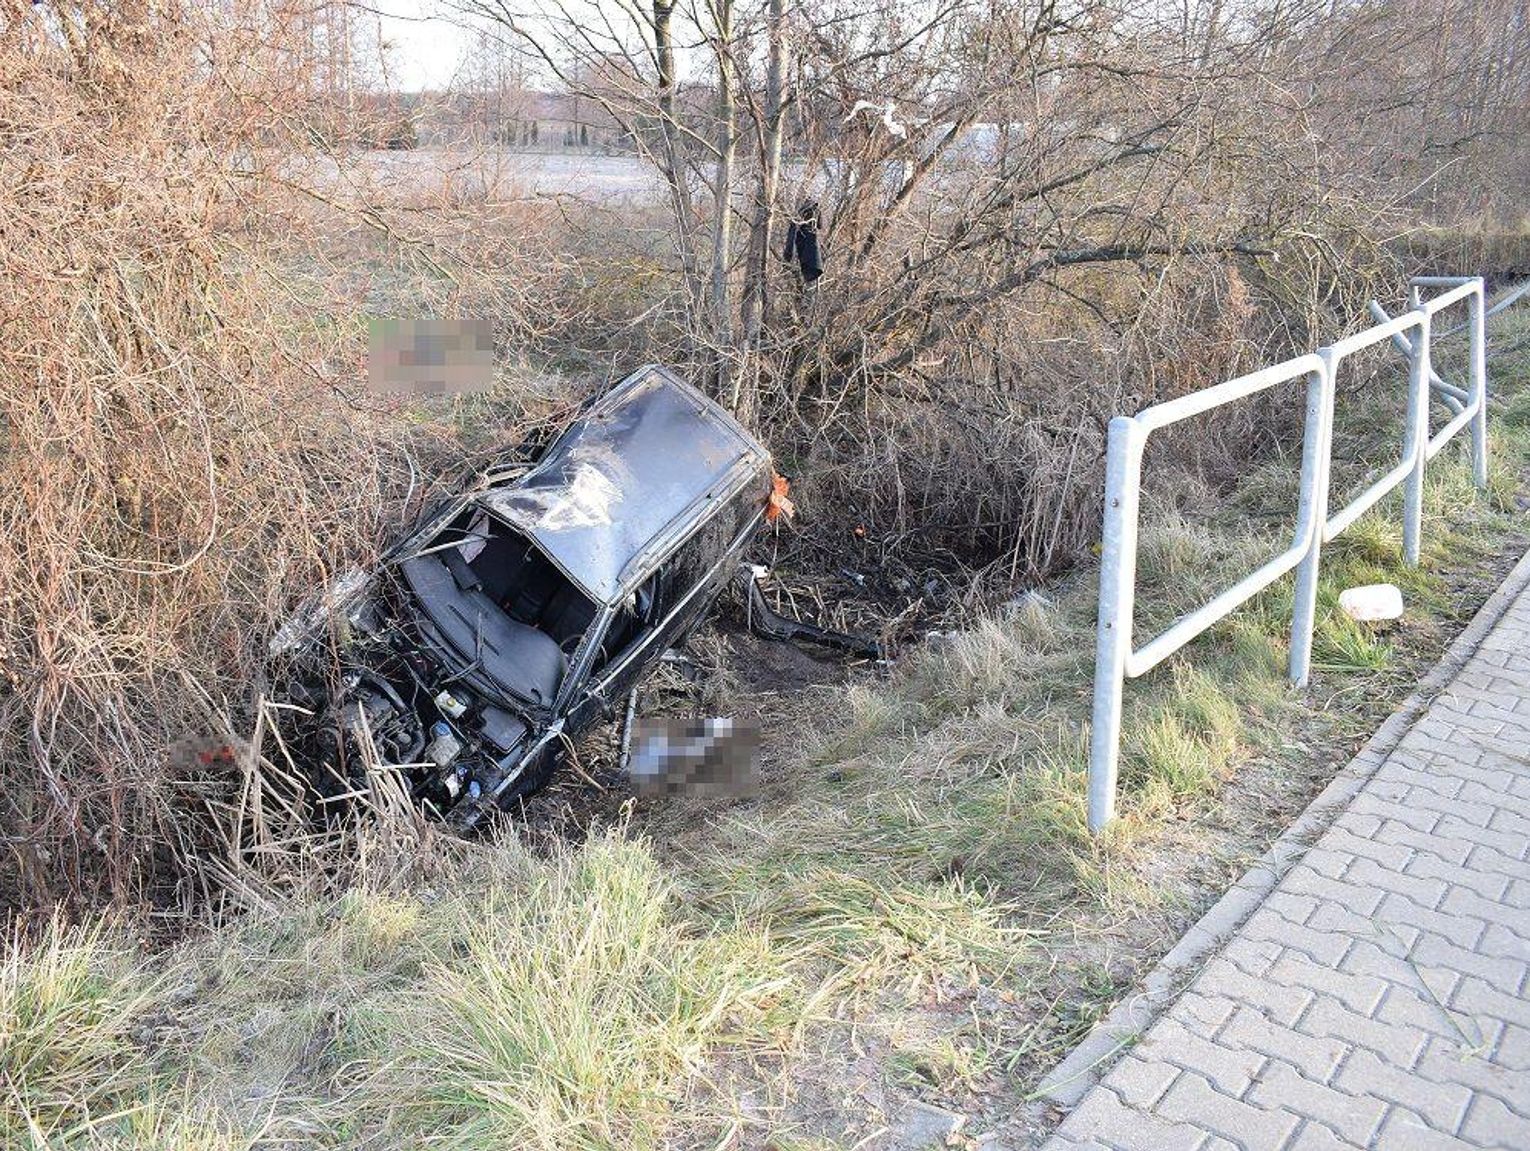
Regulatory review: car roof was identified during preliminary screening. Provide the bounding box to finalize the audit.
[476,365,771,605]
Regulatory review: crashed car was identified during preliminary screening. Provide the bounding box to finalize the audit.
[270,365,774,827]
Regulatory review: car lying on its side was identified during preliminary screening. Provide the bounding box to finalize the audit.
[269,365,774,827]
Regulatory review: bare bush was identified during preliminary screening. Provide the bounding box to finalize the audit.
[0,2,439,916]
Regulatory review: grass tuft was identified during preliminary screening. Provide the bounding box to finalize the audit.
[396,832,793,1151]
[1,919,151,1145]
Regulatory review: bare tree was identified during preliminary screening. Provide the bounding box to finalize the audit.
[709,0,737,400]
[435,0,1528,573]
[736,0,787,416]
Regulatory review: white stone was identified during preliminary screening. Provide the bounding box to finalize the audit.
[1339,583,1405,622]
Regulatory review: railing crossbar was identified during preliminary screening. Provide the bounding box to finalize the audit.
[1126,543,1307,678]
[1325,453,1416,541]
[1134,354,1325,432]
[1368,300,1467,414]
[1434,279,1530,339]
[1428,404,1477,462]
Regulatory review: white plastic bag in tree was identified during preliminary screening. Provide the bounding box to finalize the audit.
[1338,583,1404,623]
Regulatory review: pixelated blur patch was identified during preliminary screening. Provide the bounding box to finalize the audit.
[627,716,761,799]
[165,734,251,775]
[367,318,494,395]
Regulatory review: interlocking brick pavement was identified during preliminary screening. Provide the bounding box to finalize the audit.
[1043,572,1530,1151]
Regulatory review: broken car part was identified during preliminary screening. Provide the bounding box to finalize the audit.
[740,566,883,660]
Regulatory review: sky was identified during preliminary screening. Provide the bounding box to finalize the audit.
[370,0,475,91]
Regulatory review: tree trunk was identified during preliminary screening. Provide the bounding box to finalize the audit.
[711,0,737,405]
[654,0,702,328]
[736,0,786,420]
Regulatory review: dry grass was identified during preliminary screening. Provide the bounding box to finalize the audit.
[3,833,801,1149]
[1,918,150,1142]
[0,6,593,918]
[0,4,429,915]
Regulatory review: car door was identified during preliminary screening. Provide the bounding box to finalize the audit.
[567,515,717,726]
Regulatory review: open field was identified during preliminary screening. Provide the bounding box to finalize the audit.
[317,149,667,203]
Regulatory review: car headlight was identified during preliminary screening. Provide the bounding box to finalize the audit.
[268,568,372,657]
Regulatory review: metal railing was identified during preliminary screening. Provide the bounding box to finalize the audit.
[1087,275,1492,832]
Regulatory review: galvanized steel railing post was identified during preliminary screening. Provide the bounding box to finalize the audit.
[1469,283,1489,489]
[1087,415,1144,834]
[1289,353,1336,688]
[1403,308,1431,566]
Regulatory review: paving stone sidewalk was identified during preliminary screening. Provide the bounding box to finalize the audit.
[1043,570,1530,1151]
